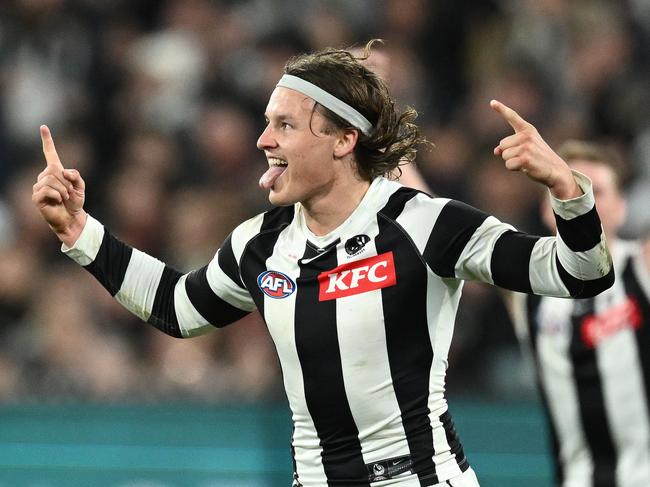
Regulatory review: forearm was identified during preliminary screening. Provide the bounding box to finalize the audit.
[490,171,613,298]
[62,215,252,336]
[547,170,613,296]
[63,215,185,337]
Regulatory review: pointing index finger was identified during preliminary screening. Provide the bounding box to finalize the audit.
[40,125,64,169]
[490,100,531,133]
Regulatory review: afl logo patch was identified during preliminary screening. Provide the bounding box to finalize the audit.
[345,234,370,255]
[257,270,296,299]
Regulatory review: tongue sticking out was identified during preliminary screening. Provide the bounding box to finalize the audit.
[259,165,287,189]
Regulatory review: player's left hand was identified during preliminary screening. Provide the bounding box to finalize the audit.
[490,99,581,200]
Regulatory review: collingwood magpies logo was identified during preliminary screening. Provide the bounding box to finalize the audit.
[345,234,370,256]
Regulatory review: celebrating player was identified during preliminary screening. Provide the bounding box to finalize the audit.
[33,42,613,486]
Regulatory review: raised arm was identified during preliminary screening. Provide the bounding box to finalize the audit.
[422,102,614,298]
[32,127,254,337]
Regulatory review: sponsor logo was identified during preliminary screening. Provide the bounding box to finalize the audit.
[318,252,396,301]
[257,270,296,299]
[344,234,370,256]
[580,295,641,348]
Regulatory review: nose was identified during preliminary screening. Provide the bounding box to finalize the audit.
[257,125,277,151]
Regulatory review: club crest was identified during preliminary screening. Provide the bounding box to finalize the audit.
[345,234,370,256]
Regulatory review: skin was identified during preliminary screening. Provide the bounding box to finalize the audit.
[257,87,365,235]
[33,95,580,245]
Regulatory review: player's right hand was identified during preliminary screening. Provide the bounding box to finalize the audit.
[32,125,87,245]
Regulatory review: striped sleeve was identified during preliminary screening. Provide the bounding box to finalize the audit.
[422,171,613,298]
[62,214,258,338]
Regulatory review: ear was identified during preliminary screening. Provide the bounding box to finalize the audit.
[333,128,359,159]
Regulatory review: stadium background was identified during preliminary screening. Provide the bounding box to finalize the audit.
[0,0,648,485]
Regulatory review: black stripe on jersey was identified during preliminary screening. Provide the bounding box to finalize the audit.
[491,231,539,293]
[525,294,565,485]
[554,207,602,252]
[569,297,617,486]
[378,186,422,220]
[439,411,468,472]
[218,234,245,289]
[424,200,489,278]
[261,205,296,232]
[377,189,439,486]
[147,266,183,338]
[294,244,368,486]
[84,230,133,296]
[185,265,249,328]
[556,256,615,298]
[622,257,650,422]
[240,206,295,314]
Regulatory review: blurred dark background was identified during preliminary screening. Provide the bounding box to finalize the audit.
[0,0,648,485]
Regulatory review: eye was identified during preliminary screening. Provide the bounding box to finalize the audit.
[281,122,292,130]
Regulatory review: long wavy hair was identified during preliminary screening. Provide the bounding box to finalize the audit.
[283,40,428,181]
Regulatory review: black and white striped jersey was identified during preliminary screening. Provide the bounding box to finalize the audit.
[512,240,650,487]
[64,174,613,486]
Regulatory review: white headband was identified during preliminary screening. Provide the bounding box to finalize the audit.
[276,74,373,136]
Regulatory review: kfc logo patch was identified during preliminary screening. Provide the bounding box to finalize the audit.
[258,270,296,299]
[580,295,642,348]
[318,252,396,301]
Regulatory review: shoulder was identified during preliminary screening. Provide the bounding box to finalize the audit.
[234,205,296,240]
[377,178,452,219]
[229,205,296,257]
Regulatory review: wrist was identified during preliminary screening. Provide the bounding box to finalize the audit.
[56,211,88,248]
[549,173,582,200]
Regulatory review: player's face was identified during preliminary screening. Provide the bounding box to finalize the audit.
[257,87,341,207]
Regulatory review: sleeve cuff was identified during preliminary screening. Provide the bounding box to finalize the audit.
[549,170,595,220]
[61,214,105,266]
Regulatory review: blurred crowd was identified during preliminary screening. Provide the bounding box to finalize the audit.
[0,0,648,403]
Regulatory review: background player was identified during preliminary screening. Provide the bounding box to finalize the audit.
[507,140,650,487]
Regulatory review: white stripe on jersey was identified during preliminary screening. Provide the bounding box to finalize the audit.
[528,237,568,296]
[333,222,410,464]
[230,213,265,263]
[548,170,596,220]
[115,248,165,321]
[206,251,256,311]
[557,233,612,280]
[534,296,594,484]
[394,194,446,254]
[395,194,466,476]
[173,274,213,337]
[262,221,328,485]
[454,216,515,283]
[428,275,465,479]
[61,215,105,265]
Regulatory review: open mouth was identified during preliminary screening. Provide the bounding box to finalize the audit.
[259,157,288,189]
